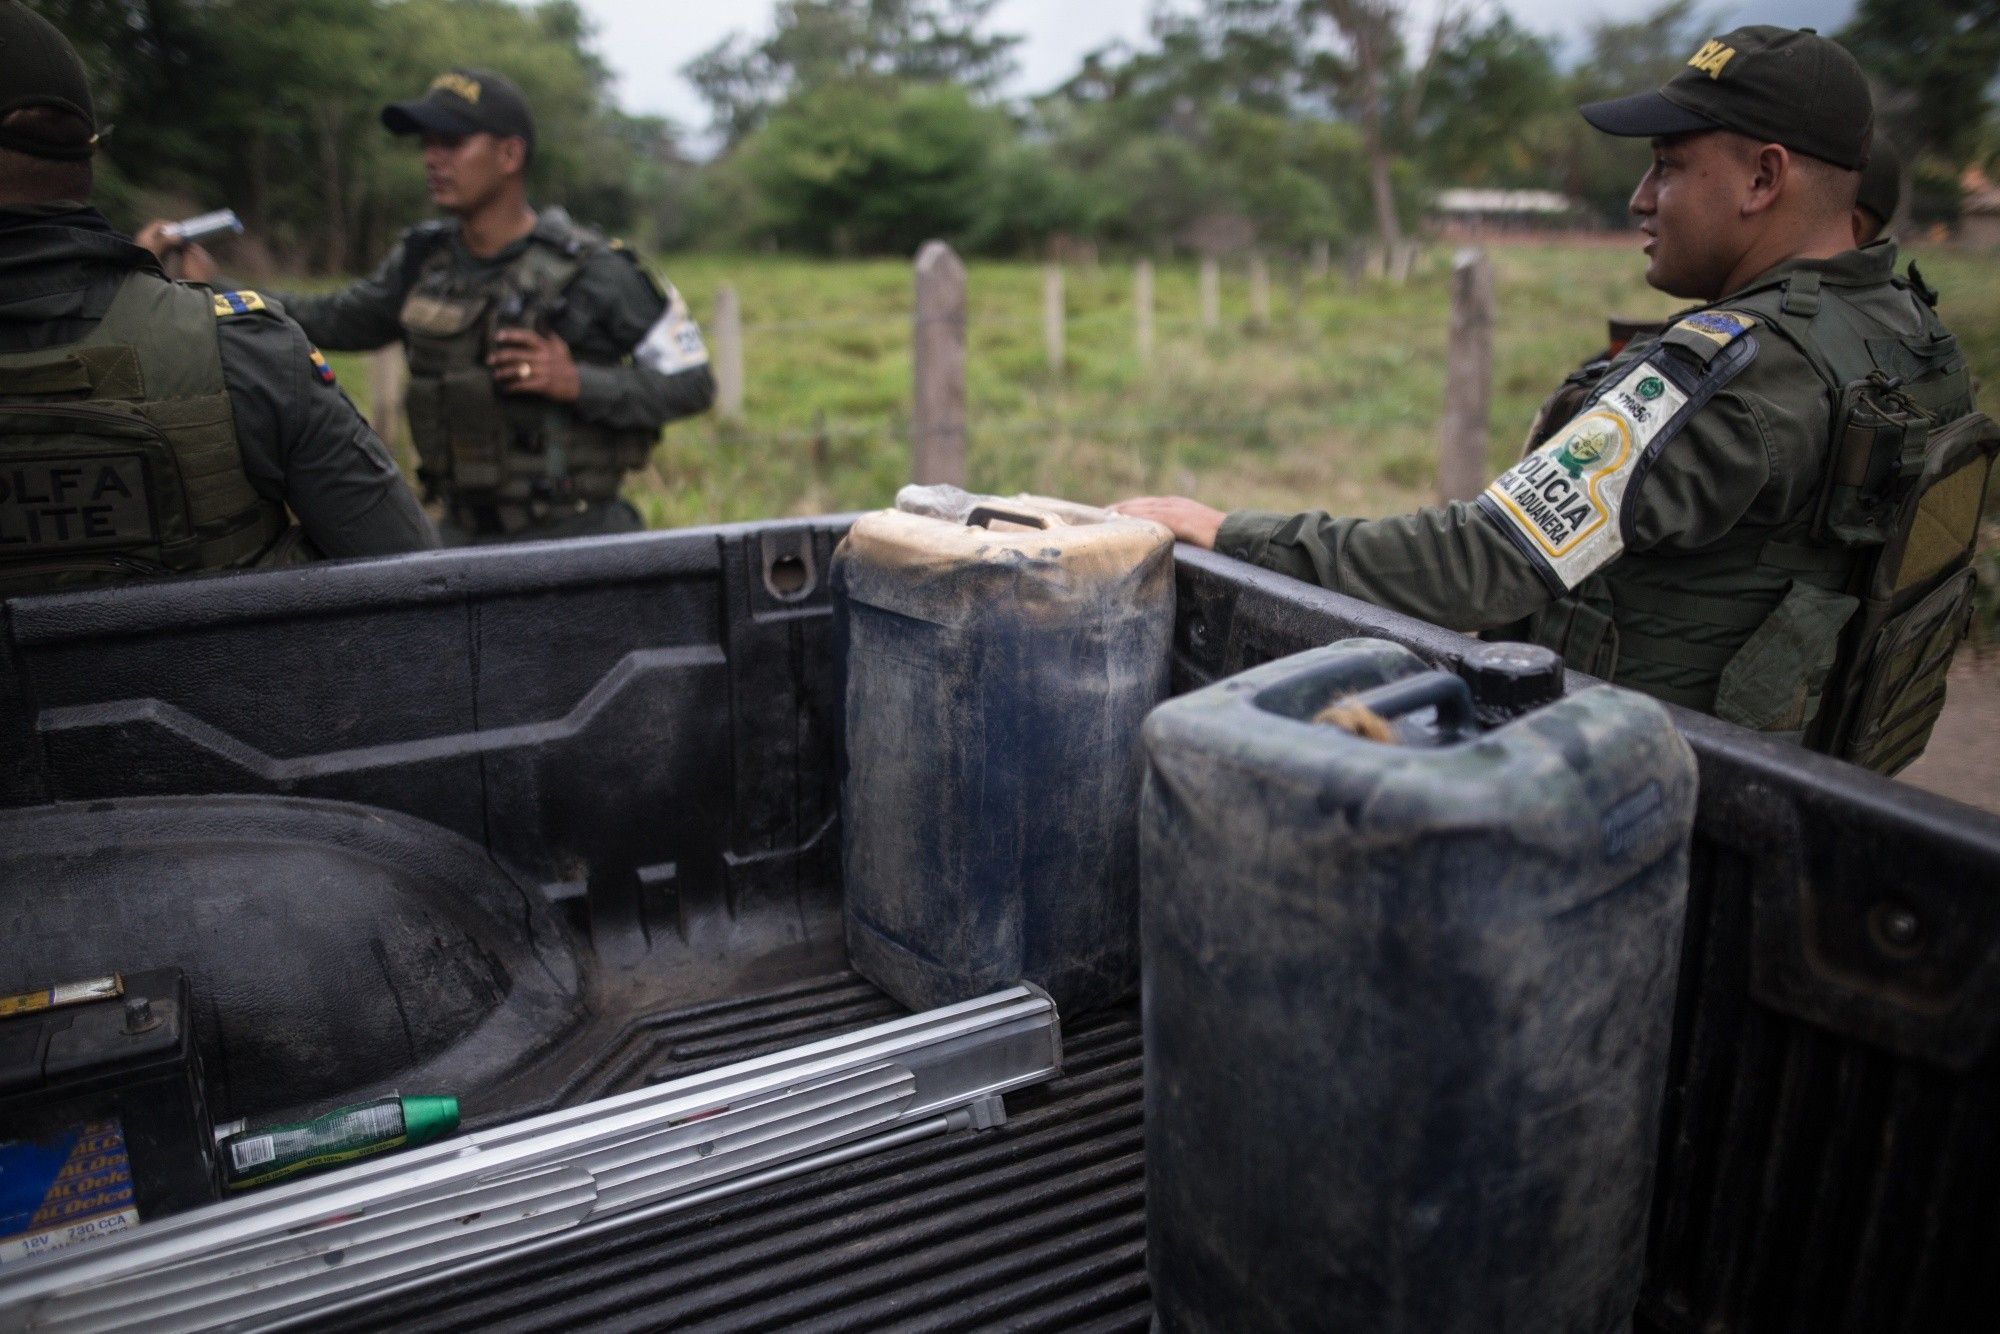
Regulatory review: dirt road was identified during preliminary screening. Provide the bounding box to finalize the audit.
[1899,654,2000,817]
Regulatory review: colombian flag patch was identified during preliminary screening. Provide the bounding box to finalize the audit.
[308,347,336,386]
[211,290,267,318]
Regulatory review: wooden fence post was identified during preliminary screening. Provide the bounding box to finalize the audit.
[1135,259,1155,366]
[1437,247,1495,504]
[1391,242,1419,285]
[1043,263,1065,376]
[367,347,405,450]
[713,283,744,421]
[912,241,967,487]
[1249,252,1271,330]
[1200,257,1221,332]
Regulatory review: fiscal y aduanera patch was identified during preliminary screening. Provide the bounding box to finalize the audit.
[1479,359,1690,591]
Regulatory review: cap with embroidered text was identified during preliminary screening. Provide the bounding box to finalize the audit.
[382,68,535,153]
[1578,26,1873,171]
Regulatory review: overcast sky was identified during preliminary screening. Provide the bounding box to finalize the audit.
[579,0,1856,140]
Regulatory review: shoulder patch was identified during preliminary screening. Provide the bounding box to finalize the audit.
[212,290,268,318]
[308,346,336,386]
[1662,309,1758,365]
[634,282,709,375]
[1478,332,1757,592]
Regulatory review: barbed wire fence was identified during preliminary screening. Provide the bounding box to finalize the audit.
[366,240,1487,506]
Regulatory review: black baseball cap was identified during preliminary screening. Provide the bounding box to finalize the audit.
[1579,26,1873,171]
[0,0,99,161]
[382,68,535,152]
[1856,138,1900,227]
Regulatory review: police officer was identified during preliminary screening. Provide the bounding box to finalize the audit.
[1116,27,1992,773]
[1526,131,1910,475]
[0,2,436,596]
[165,69,717,546]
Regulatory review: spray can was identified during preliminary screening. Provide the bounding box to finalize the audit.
[219,1095,458,1191]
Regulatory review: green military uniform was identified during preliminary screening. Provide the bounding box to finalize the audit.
[1212,25,1998,773]
[1216,244,1984,772]
[0,205,437,595]
[281,209,715,545]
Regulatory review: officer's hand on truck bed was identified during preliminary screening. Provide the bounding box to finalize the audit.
[1108,497,1225,549]
[488,327,581,403]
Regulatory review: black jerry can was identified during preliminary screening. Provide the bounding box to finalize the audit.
[1141,638,1697,1333]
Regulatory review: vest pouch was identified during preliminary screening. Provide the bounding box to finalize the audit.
[1712,580,1858,739]
[1815,377,1929,548]
[1869,412,2000,603]
[399,291,486,340]
[1837,566,1978,775]
[401,374,449,495]
[1532,590,1620,679]
[0,403,181,570]
[440,369,507,493]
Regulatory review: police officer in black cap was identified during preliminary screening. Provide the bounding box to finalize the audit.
[0,1,436,595]
[1118,26,1994,773]
[158,68,717,546]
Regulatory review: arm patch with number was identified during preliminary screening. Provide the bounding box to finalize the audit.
[1477,310,1759,593]
[634,284,710,375]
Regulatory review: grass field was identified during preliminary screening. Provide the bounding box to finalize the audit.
[667,243,2000,525]
[321,241,2000,621]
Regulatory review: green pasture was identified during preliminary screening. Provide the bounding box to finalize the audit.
[320,241,2000,536]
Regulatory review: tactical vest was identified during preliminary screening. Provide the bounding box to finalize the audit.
[1525,265,1996,774]
[397,221,655,527]
[0,271,286,596]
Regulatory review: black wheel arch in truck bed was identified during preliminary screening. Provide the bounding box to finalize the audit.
[1,518,1996,1331]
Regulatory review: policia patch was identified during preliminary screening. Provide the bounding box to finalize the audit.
[1478,310,1760,592]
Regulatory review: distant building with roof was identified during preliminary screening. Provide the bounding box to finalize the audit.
[1430,188,1585,232]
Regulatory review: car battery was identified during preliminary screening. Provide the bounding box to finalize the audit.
[0,968,218,1266]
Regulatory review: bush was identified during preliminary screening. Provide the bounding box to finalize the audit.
[739,81,1009,254]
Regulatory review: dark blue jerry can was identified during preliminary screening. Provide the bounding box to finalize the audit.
[1142,638,1697,1334]
[835,497,1174,1015]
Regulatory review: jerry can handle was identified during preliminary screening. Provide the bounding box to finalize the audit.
[1349,671,1479,742]
[966,504,1054,531]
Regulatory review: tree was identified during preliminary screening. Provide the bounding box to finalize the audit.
[739,81,1007,253]
[1057,0,1305,125]
[1841,0,2000,165]
[1416,14,1565,187]
[1555,1,1716,222]
[687,0,1020,147]
[1026,1,1372,254]
[1309,0,1471,254]
[34,0,667,269]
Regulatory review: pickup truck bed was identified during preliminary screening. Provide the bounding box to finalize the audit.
[316,987,1145,1333]
[3,516,1997,1332]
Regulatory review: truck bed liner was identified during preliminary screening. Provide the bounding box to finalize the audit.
[311,986,1148,1333]
[9,520,2000,1332]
